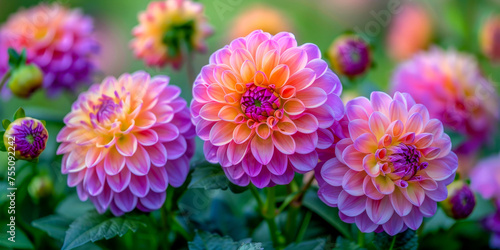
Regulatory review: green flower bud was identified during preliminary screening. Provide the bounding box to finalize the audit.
[8,64,43,98]
[28,174,54,200]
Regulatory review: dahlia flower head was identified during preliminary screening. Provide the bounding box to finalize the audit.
[57,71,195,216]
[131,0,214,69]
[4,117,49,161]
[470,153,500,202]
[392,48,500,153]
[0,4,99,97]
[315,91,458,235]
[480,15,500,62]
[191,30,344,188]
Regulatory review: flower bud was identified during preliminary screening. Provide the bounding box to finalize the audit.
[441,180,476,219]
[28,174,54,200]
[8,64,43,98]
[3,117,49,160]
[327,35,371,77]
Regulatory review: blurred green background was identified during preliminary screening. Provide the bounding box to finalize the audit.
[1,0,500,249]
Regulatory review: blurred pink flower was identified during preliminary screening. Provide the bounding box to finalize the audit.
[480,15,500,63]
[57,71,195,216]
[191,30,344,188]
[131,0,213,69]
[0,4,99,97]
[316,91,458,235]
[386,4,433,61]
[470,154,500,202]
[391,48,500,153]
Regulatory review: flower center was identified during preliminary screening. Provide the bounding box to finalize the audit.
[389,144,428,181]
[240,84,280,122]
[92,95,121,124]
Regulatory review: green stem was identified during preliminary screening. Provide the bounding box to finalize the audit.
[0,70,11,90]
[389,235,397,250]
[171,216,193,241]
[295,211,312,243]
[250,184,264,210]
[186,51,196,88]
[265,186,280,249]
[358,231,365,248]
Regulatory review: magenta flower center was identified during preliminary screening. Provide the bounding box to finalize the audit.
[91,95,122,124]
[240,84,280,122]
[389,144,428,182]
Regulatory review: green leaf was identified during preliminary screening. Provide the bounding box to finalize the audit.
[13,108,26,121]
[188,162,230,190]
[302,190,352,240]
[61,211,147,250]
[228,182,249,194]
[2,119,11,130]
[8,48,21,68]
[188,231,262,250]
[373,230,418,250]
[334,236,363,250]
[32,215,73,241]
[56,194,95,219]
[284,238,327,250]
[0,222,34,249]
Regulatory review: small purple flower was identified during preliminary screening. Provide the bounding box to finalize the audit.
[441,180,476,219]
[327,35,371,77]
[3,117,49,160]
[484,204,500,249]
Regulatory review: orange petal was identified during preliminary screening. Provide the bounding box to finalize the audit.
[269,64,290,88]
[283,99,306,116]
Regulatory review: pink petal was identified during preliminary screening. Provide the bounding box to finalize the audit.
[135,130,159,146]
[389,100,409,124]
[139,191,166,210]
[382,214,405,236]
[242,154,263,177]
[114,189,138,213]
[354,133,378,153]
[321,158,349,186]
[293,132,318,154]
[233,124,254,144]
[148,166,168,192]
[312,70,341,95]
[419,197,437,217]
[165,155,189,187]
[164,135,187,160]
[129,175,150,198]
[348,119,371,141]
[403,209,424,230]
[227,140,250,165]
[370,92,392,116]
[366,196,394,224]
[425,152,458,181]
[405,113,424,134]
[270,167,294,185]
[286,68,315,91]
[104,147,126,176]
[289,151,318,173]
[283,99,306,116]
[85,147,104,168]
[363,154,381,177]
[210,121,237,146]
[116,134,138,157]
[373,175,395,195]
[155,123,180,142]
[251,135,274,165]
[146,143,168,167]
[272,132,296,155]
[400,182,425,206]
[341,145,365,171]
[280,48,308,74]
[267,151,288,175]
[107,168,131,193]
[318,184,342,207]
[296,87,328,108]
[342,169,366,196]
[390,188,412,216]
[338,191,366,217]
[363,176,384,200]
[84,167,104,196]
[356,212,379,232]
[294,113,319,134]
[126,145,150,176]
[369,111,390,140]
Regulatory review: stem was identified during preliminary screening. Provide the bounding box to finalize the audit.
[265,186,280,249]
[295,211,312,243]
[0,70,11,90]
[250,184,264,209]
[358,231,365,248]
[389,235,397,250]
[171,216,193,241]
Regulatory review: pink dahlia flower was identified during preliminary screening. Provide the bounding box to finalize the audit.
[391,48,500,153]
[316,91,458,235]
[0,4,99,97]
[131,0,213,69]
[57,71,195,216]
[191,30,344,188]
[470,153,500,202]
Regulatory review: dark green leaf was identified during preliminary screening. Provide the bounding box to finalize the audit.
[188,231,262,250]
[0,222,34,249]
[373,230,418,250]
[229,182,249,193]
[334,236,363,250]
[32,215,73,241]
[284,238,327,250]
[56,194,95,219]
[13,108,26,121]
[2,119,11,130]
[61,211,147,250]
[188,163,229,190]
[8,48,21,68]
[302,190,352,240]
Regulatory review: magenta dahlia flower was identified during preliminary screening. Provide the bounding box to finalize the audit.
[191,30,344,188]
[316,91,458,235]
[0,4,99,97]
[57,71,195,216]
[391,48,500,153]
